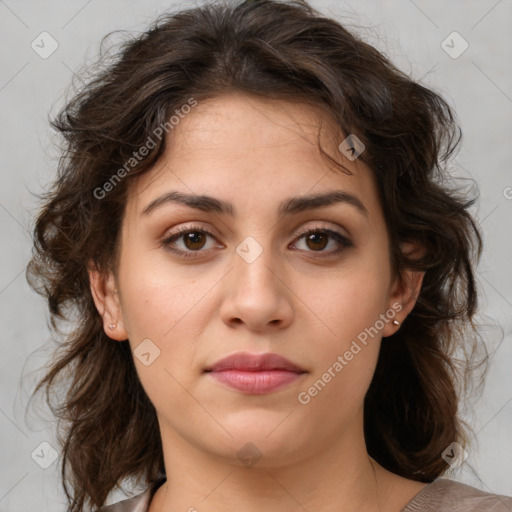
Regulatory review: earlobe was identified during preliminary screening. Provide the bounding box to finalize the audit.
[87,262,128,341]
[382,242,425,338]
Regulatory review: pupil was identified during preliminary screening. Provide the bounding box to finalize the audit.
[307,232,327,250]
[185,232,205,250]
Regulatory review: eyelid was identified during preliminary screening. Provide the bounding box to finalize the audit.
[161,222,349,243]
[161,221,353,258]
[289,223,354,254]
[292,221,350,240]
[161,223,222,246]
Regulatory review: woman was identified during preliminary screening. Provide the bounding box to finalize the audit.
[27,0,512,511]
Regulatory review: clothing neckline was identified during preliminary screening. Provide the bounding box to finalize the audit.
[143,477,442,512]
[399,478,443,511]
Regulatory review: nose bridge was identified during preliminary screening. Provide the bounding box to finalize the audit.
[219,234,293,330]
[231,234,282,298]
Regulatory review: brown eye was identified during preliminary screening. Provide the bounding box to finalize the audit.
[161,225,220,259]
[305,232,329,251]
[292,228,353,255]
[182,231,207,250]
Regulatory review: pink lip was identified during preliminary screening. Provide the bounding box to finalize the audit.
[205,352,306,394]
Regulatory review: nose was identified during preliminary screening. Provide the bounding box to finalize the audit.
[219,242,294,333]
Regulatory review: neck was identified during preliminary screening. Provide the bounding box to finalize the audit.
[149,418,408,512]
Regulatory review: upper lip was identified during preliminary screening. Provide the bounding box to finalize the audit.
[206,352,306,373]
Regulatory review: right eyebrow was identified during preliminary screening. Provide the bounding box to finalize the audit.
[141,191,234,216]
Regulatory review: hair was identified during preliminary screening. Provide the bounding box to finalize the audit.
[26,0,487,510]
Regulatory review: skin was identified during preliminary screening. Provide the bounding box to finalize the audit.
[89,93,427,512]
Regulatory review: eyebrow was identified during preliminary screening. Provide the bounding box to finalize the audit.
[141,190,368,217]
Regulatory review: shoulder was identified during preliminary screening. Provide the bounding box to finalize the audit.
[404,478,512,511]
[98,488,151,512]
[98,477,166,512]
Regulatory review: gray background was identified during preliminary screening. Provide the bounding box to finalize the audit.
[0,0,511,510]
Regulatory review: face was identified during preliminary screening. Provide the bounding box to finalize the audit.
[91,92,421,469]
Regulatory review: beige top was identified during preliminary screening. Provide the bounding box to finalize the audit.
[99,477,512,511]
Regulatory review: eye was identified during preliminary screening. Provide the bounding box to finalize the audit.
[291,227,353,254]
[161,224,353,259]
[161,225,221,258]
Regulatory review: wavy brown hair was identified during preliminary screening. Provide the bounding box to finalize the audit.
[27,0,486,510]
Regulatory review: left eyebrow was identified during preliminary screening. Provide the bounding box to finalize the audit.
[278,190,368,217]
[140,190,368,217]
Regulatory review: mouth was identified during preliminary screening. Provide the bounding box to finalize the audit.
[204,352,307,394]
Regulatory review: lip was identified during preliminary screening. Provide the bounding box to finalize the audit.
[205,352,307,394]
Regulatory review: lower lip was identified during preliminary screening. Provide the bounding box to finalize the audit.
[208,370,303,394]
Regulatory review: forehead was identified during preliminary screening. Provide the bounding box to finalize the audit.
[126,93,381,220]
[173,93,340,151]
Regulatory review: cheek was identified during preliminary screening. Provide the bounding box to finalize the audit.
[116,258,207,410]
[306,265,390,344]
[117,245,218,388]
[118,242,206,340]
[297,286,386,417]
[298,256,390,402]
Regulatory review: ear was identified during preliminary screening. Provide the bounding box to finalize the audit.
[88,262,128,341]
[382,242,425,338]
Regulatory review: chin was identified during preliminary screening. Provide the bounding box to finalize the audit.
[204,412,312,468]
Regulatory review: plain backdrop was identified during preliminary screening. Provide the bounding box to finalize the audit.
[0,0,511,510]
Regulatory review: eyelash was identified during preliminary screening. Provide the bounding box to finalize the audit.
[161,224,353,259]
